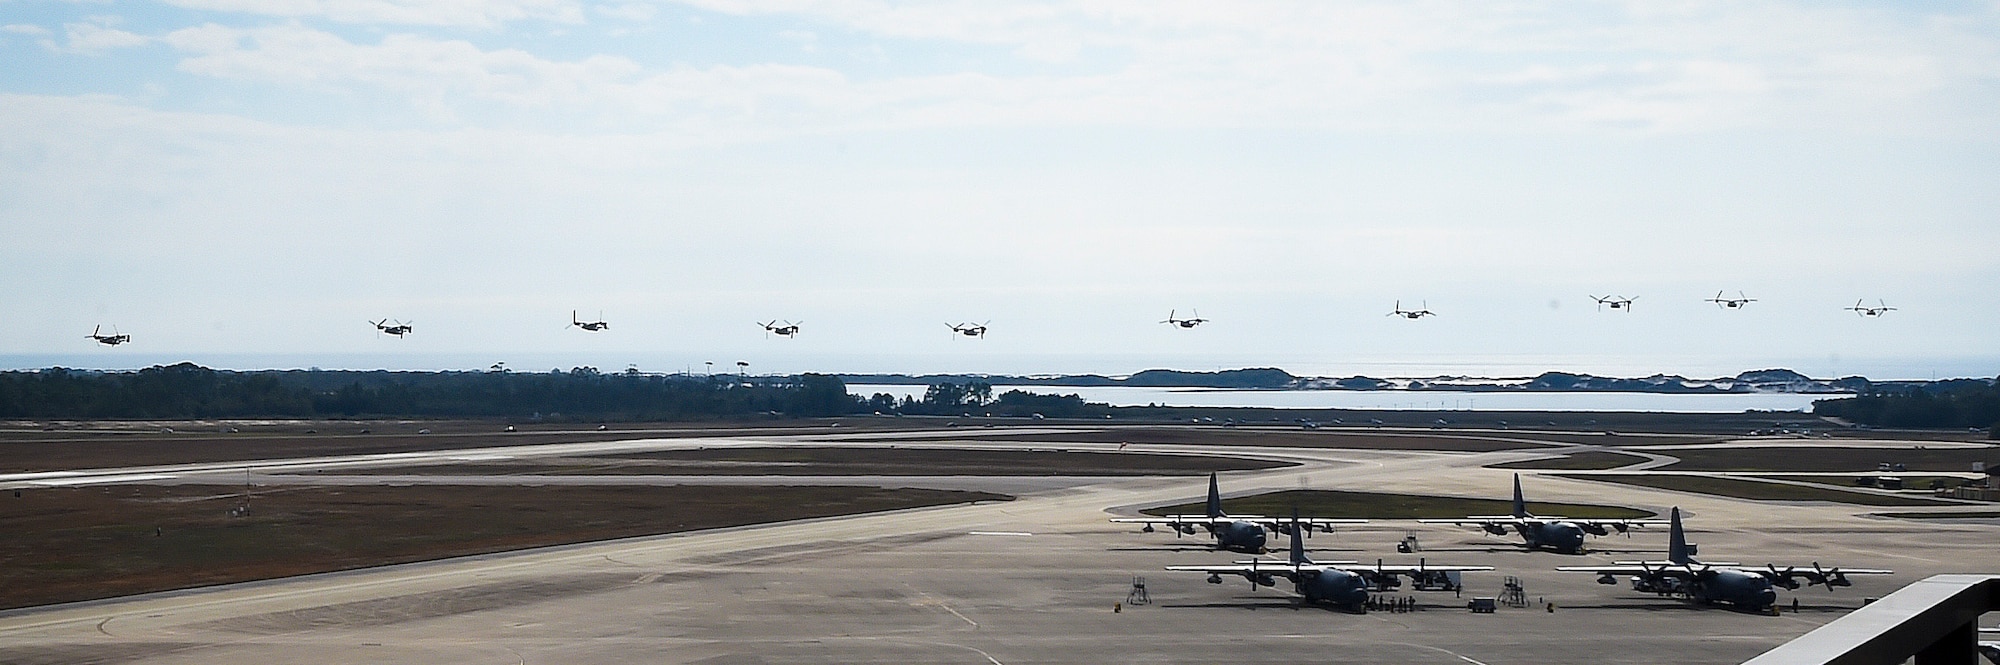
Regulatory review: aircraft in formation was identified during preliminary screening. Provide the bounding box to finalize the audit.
[1166,511,1492,611]
[1388,300,1435,319]
[1591,294,1639,311]
[569,311,610,332]
[1556,507,1891,611]
[85,326,130,346]
[1706,291,1756,309]
[1848,299,1897,317]
[1160,309,1207,328]
[1418,475,1668,554]
[1111,473,1364,553]
[371,319,413,338]
[79,290,1908,349]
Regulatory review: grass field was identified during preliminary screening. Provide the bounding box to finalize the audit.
[0,484,1006,610]
[1556,474,1953,506]
[1874,511,2000,519]
[339,447,1292,477]
[942,428,1556,452]
[1488,451,1651,470]
[1655,446,2000,473]
[1141,489,1655,519]
[1755,475,1973,491]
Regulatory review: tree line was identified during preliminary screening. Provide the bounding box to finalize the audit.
[0,364,854,421]
[0,365,1110,422]
[1812,377,2000,436]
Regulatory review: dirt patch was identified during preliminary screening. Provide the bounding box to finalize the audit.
[345,447,1291,477]
[1141,489,1654,519]
[0,484,1006,610]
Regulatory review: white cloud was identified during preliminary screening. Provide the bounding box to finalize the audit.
[595,2,656,21]
[158,0,586,28]
[2,24,52,36]
[61,21,148,53]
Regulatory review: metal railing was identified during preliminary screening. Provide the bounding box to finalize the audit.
[1743,574,1999,665]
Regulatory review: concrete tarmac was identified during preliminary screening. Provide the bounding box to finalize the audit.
[1,427,1993,664]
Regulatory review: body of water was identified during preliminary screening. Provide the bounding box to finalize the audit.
[848,384,1833,413]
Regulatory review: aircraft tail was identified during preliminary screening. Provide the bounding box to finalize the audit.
[1512,474,1528,518]
[1205,472,1223,518]
[1667,507,1691,564]
[1289,508,1310,565]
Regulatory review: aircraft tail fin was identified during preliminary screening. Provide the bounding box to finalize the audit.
[1668,507,1691,564]
[1289,508,1310,565]
[1512,474,1528,518]
[1205,472,1223,518]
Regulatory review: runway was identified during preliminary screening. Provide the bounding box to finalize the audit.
[1,426,1992,664]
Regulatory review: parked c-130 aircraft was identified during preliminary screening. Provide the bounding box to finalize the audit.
[1555,507,1891,611]
[1111,473,1365,554]
[1165,511,1492,611]
[1418,474,1668,554]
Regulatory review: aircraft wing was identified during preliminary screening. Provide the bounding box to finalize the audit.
[1359,562,1494,574]
[1164,562,1322,586]
[1753,564,1893,588]
[1245,517,1368,533]
[1111,516,1232,526]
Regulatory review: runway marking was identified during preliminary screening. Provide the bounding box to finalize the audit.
[32,474,174,486]
[966,531,1033,537]
[1458,656,1491,665]
[904,584,979,627]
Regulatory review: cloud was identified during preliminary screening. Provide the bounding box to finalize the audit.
[60,20,148,53]
[158,0,586,28]
[2,24,52,36]
[95,2,2000,139]
[594,2,656,21]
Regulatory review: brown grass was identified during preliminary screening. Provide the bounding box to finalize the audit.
[0,483,1005,610]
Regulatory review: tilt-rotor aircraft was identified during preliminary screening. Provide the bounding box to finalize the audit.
[1165,512,1491,611]
[1556,507,1891,611]
[1706,291,1756,309]
[759,320,801,338]
[1160,309,1207,328]
[1111,473,1366,554]
[569,311,609,332]
[85,325,130,346]
[1591,294,1639,311]
[1388,300,1435,319]
[371,319,413,337]
[1418,474,1668,554]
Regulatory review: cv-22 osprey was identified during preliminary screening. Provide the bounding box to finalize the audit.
[1111,473,1366,554]
[86,325,131,346]
[1556,507,1891,611]
[1418,474,1669,554]
[1165,511,1492,611]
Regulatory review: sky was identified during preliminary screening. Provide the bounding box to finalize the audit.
[2,1,1997,380]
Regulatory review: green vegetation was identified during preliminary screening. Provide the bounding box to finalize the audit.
[1488,451,1650,470]
[1558,474,1953,506]
[0,364,857,420]
[1142,489,1653,519]
[1755,475,1974,491]
[1813,378,2000,430]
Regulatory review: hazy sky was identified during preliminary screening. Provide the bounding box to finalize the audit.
[3,1,1996,379]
